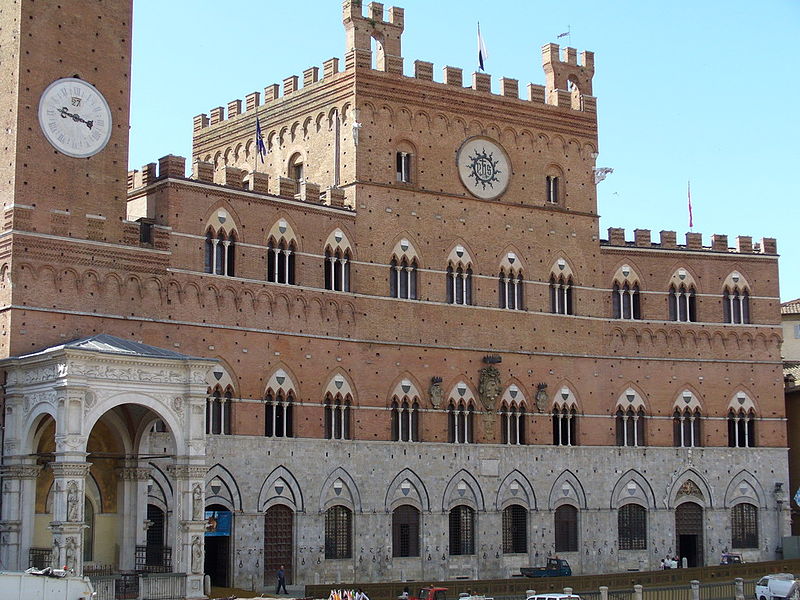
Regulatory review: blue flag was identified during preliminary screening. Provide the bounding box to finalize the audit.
[255,117,267,163]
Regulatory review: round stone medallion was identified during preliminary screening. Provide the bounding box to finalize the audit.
[456,136,511,200]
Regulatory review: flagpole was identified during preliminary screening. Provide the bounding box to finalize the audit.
[687,180,693,231]
[253,107,259,176]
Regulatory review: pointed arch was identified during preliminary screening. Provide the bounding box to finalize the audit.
[668,468,714,508]
[265,365,299,398]
[609,469,656,509]
[496,469,536,511]
[724,469,767,509]
[549,469,587,509]
[205,463,242,511]
[442,469,485,512]
[319,466,362,512]
[259,465,304,512]
[384,468,430,513]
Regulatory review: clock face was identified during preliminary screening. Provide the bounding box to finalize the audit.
[38,78,112,158]
[457,136,511,200]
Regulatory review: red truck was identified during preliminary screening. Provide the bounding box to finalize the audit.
[410,587,448,600]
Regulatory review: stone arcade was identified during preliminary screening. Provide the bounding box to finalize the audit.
[0,0,787,594]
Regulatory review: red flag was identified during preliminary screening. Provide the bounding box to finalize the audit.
[688,181,693,229]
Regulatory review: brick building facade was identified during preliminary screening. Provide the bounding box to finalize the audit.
[0,0,788,593]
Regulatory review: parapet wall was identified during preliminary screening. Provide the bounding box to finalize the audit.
[127,154,350,209]
[602,227,777,256]
[192,1,596,136]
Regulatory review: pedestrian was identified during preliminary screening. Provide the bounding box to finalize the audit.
[356,588,370,600]
[276,565,288,594]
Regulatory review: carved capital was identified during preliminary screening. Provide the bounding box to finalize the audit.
[167,464,207,480]
[116,467,152,481]
[0,464,42,480]
[49,462,91,479]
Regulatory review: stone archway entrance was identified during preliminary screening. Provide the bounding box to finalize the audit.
[676,501,704,567]
[0,334,215,599]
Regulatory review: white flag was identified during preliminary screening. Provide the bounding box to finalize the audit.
[477,23,488,71]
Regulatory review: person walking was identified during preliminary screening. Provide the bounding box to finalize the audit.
[276,565,288,594]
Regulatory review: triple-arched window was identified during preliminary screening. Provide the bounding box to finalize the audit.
[204,228,236,277]
[267,239,296,284]
[324,394,351,440]
[723,286,750,324]
[324,248,351,292]
[447,401,474,443]
[206,385,232,435]
[552,404,577,446]
[613,281,641,319]
[391,398,420,442]
[390,257,418,299]
[499,268,524,310]
[669,284,697,322]
[673,406,702,447]
[616,406,645,447]
[500,402,525,445]
[447,264,473,305]
[550,274,573,315]
[265,390,294,438]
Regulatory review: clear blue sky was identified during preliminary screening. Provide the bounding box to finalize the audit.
[129,1,800,302]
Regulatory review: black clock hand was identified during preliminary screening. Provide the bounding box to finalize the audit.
[58,107,94,130]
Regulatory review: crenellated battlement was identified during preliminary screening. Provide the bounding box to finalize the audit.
[127,155,352,210]
[542,43,595,109]
[192,5,596,136]
[601,227,778,256]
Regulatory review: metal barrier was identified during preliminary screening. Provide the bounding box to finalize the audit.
[305,559,800,600]
[90,576,119,600]
[135,545,173,573]
[89,572,185,600]
[28,547,51,569]
[139,573,187,600]
[641,584,691,600]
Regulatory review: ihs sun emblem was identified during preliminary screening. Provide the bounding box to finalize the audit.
[466,147,501,190]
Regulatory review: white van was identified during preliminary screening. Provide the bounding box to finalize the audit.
[755,574,799,600]
[526,594,581,600]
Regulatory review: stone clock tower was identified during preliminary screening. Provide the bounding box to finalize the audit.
[0,0,132,240]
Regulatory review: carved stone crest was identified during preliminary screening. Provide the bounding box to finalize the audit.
[478,365,501,411]
[535,383,549,412]
[429,377,443,409]
[677,479,703,499]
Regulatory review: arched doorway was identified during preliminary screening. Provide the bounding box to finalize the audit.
[676,502,704,567]
[204,503,232,587]
[264,505,293,586]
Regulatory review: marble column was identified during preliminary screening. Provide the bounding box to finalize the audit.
[0,461,42,570]
[168,463,207,598]
[117,464,152,571]
[49,460,90,575]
